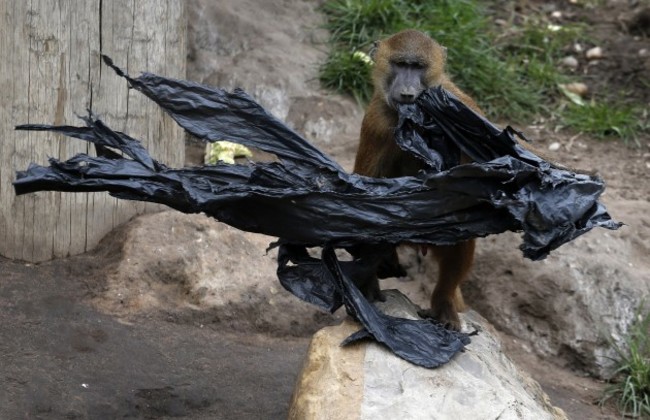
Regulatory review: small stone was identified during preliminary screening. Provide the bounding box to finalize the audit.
[560,82,589,97]
[574,43,583,53]
[561,56,579,69]
[639,48,649,58]
[586,47,603,60]
[548,142,561,151]
[551,11,562,19]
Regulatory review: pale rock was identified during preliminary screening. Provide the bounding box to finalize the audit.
[548,142,561,151]
[289,319,366,420]
[560,56,579,69]
[586,47,603,60]
[290,290,567,420]
[560,82,589,97]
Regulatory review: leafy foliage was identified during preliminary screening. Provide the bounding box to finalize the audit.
[563,101,648,146]
[601,309,650,418]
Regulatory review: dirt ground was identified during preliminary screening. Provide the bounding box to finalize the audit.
[2,0,649,419]
[0,252,311,420]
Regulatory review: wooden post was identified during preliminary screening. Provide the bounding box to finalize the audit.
[0,0,186,262]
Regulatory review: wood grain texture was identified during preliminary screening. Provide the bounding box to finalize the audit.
[0,0,186,262]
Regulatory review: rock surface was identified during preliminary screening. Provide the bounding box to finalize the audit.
[290,290,568,420]
[187,0,361,149]
[289,320,365,420]
[94,210,344,336]
[465,199,650,378]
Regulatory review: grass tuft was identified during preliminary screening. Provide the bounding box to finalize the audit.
[562,101,648,146]
[601,309,650,418]
[320,49,374,104]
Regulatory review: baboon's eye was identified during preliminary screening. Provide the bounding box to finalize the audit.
[393,60,426,70]
[369,41,379,61]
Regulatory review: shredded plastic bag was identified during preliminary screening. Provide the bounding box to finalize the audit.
[13,56,620,367]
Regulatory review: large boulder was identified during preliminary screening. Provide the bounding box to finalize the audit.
[93,211,343,336]
[187,0,361,153]
[290,290,567,420]
[464,199,650,377]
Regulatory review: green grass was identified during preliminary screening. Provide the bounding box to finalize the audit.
[320,49,374,105]
[318,0,648,143]
[601,310,650,418]
[562,101,648,146]
[497,16,583,93]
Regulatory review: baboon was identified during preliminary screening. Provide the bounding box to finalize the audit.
[353,30,483,331]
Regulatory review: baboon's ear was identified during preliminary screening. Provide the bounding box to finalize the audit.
[369,40,379,61]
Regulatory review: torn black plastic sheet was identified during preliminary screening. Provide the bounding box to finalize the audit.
[13,58,621,367]
[279,245,469,368]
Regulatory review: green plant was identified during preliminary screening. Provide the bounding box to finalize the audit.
[320,49,374,104]
[319,0,407,47]
[601,309,650,418]
[562,100,647,145]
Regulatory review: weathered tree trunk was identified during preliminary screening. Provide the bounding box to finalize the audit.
[0,0,186,262]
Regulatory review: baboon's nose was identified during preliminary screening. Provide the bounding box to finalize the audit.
[399,86,418,103]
